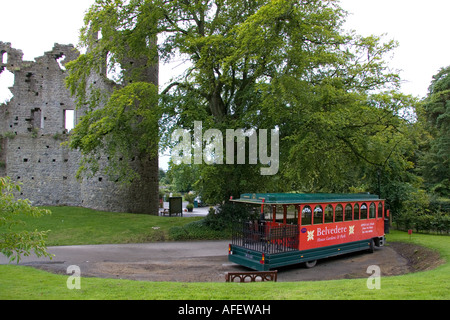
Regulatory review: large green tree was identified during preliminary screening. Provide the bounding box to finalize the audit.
[67,0,418,208]
[418,66,450,196]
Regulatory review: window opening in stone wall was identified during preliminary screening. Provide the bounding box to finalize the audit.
[31,108,42,129]
[106,52,123,84]
[0,68,14,103]
[1,51,7,63]
[56,54,66,71]
[25,72,33,82]
[64,109,75,131]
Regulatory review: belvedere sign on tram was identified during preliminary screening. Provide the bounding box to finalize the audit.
[228,193,389,271]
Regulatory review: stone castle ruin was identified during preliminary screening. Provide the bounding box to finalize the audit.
[0,41,159,214]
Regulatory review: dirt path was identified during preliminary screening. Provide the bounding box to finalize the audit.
[13,241,442,282]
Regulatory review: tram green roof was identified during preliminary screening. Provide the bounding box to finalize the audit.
[232,193,380,205]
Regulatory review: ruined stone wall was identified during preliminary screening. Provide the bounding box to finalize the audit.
[0,41,159,214]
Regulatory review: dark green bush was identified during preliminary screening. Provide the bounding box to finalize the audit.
[429,198,450,213]
[168,219,229,240]
[396,211,450,234]
[168,202,257,241]
[203,202,258,231]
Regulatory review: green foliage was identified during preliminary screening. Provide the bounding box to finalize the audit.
[67,82,160,183]
[184,193,196,204]
[165,161,199,193]
[417,66,450,196]
[168,219,228,240]
[0,177,52,263]
[203,202,258,231]
[394,189,450,233]
[168,202,258,240]
[430,197,450,213]
[65,9,160,184]
[396,211,450,234]
[1,131,16,139]
[195,163,274,204]
[30,128,39,139]
[67,0,426,216]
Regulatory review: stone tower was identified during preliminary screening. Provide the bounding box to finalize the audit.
[0,41,159,214]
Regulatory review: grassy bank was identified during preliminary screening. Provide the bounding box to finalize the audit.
[0,207,449,299]
[1,206,207,246]
[0,230,448,299]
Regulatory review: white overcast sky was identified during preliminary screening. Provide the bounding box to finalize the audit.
[1,0,449,169]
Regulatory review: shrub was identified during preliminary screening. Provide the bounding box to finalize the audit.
[396,211,450,234]
[203,202,258,231]
[430,198,450,213]
[0,177,52,262]
[168,219,229,240]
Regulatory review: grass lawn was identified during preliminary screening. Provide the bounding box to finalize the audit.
[2,206,204,246]
[0,207,449,300]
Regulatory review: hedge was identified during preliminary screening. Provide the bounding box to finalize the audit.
[395,212,450,234]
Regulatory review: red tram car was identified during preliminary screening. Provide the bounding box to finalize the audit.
[228,193,389,271]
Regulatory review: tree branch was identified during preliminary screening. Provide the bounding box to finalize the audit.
[161,81,208,99]
[337,135,382,167]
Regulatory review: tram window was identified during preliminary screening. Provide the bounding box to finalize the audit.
[345,204,353,221]
[274,205,283,223]
[324,205,334,223]
[369,203,376,219]
[302,206,312,226]
[314,205,323,224]
[354,203,360,220]
[286,205,297,224]
[378,203,383,218]
[360,203,368,220]
[335,204,344,222]
[261,205,272,220]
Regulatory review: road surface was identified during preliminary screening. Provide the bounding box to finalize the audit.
[0,240,416,282]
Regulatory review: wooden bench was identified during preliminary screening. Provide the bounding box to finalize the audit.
[159,208,182,217]
[225,271,277,282]
[159,208,169,216]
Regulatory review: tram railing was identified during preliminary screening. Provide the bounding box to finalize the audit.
[232,221,299,254]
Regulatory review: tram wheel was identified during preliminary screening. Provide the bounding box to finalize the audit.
[304,260,317,268]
